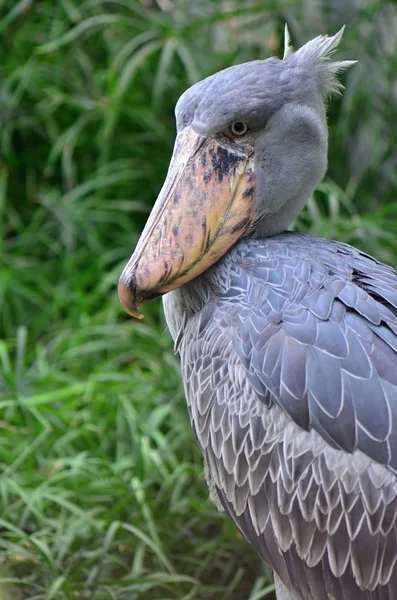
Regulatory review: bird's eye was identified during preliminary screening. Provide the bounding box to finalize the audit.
[230,122,249,136]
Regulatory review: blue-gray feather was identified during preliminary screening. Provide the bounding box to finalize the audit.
[164,232,397,599]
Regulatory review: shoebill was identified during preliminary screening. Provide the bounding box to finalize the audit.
[118,28,397,599]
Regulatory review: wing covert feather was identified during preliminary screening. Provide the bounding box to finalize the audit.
[216,235,397,471]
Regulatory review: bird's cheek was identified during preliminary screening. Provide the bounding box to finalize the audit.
[118,127,255,318]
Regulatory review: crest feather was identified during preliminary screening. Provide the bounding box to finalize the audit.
[283,24,294,59]
[283,25,357,97]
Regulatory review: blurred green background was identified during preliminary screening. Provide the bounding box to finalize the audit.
[0,0,396,598]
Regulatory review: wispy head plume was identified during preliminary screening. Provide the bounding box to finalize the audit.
[283,26,357,97]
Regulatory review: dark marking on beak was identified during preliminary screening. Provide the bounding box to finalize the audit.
[210,146,242,183]
[230,216,251,234]
[243,187,255,198]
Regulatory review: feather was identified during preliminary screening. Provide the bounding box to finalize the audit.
[167,232,397,599]
[326,517,351,578]
[291,26,357,97]
[283,23,294,60]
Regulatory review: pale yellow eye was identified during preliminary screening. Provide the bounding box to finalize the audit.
[230,122,249,136]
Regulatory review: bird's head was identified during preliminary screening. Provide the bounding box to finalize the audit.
[119,27,356,318]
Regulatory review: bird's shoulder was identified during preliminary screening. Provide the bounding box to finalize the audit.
[225,232,397,315]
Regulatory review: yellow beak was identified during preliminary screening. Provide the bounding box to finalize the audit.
[118,126,255,318]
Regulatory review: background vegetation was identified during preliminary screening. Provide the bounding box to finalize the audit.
[0,0,396,598]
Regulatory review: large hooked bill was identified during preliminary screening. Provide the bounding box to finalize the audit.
[118,125,256,318]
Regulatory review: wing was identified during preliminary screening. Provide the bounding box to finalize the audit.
[178,234,397,598]
[222,234,397,471]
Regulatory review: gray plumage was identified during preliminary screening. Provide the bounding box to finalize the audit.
[160,28,397,599]
[165,234,397,599]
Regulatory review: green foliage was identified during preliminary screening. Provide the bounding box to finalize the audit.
[0,0,396,597]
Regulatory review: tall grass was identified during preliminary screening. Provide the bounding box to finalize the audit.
[0,0,396,598]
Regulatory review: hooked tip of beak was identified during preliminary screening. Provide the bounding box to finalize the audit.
[118,275,144,320]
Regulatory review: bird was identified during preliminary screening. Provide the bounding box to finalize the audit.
[118,26,397,599]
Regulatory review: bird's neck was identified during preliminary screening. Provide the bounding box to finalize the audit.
[163,254,231,343]
[162,276,210,343]
[250,193,309,238]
